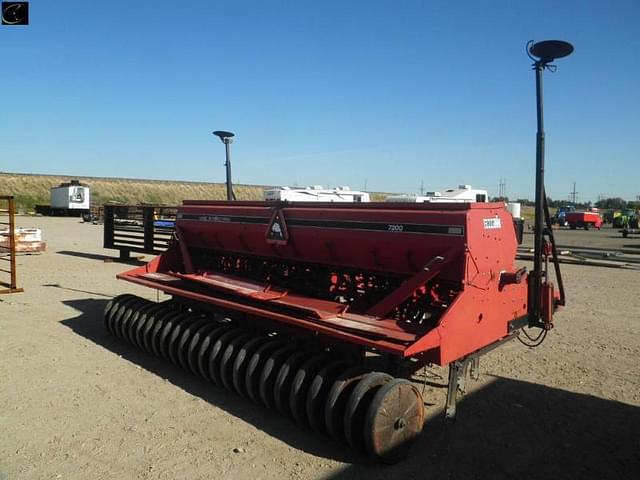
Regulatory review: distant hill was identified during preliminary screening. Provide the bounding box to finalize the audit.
[0,172,387,212]
[0,172,271,212]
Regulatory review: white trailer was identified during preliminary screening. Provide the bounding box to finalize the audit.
[50,180,90,210]
[264,186,370,203]
[36,180,91,216]
[386,185,489,203]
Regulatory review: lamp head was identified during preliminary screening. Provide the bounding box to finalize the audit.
[529,40,574,64]
[213,130,235,143]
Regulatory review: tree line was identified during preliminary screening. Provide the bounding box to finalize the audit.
[490,196,639,210]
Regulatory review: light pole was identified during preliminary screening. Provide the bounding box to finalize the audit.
[213,130,236,201]
[527,40,573,327]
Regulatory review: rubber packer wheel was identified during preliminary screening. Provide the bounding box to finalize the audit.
[116,297,149,340]
[363,379,425,464]
[244,339,288,404]
[135,304,173,351]
[186,323,221,376]
[288,354,327,425]
[176,318,211,370]
[167,314,198,366]
[196,324,236,381]
[258,345,298,409]
[149,308,180,357]
[108,296,139,337]
[142,305,177,354]
[207,328,247,386]
[343,372,393,451]
[121,300,160,346]
[126,301,158,345]
[104,294,134,334]
[219,332,256,391]
[324,366,367,441]
[273,351,310,417]
[305,360,350,433]
[232,336,270,398]
[157,312,189,362]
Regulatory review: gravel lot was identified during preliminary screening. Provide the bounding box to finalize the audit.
[1,216,639,479]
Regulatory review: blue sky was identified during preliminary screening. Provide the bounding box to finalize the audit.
[1,0,638,201]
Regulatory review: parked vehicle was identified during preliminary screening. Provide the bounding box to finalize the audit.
[264,186,370,202]
[34,180,91,217]
[552,205,575,226]
[565,210,602,230]
[386,185,488,203]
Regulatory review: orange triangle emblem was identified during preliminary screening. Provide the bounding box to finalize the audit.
[266,209,289,245]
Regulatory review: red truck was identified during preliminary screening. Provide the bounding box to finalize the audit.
[565,211,602,230]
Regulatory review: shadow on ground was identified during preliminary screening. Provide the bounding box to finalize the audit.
[44,283,113,298]
[61,298,640,477]
[61,298,354,462]
[56,250,146,265]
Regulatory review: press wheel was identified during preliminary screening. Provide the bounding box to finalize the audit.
[196,324,236,381]
[258,345,297,409]
[135,304,172,350]
[306,360,350,433]
[363,379,425,464]
[207,328,247,385]
[186,323,221,375]
[150,308,180,357]
[166,313,195,365]
[143,305,177,354]
[157,312,188,361]
[289,354,327,425]
[245,339,288,404]
[109,296,140,338]
[273,351,309,417]
[126,301,157,345]
[176,318,210,370]
[104,294,134,335]
[232,336,270,398]
[219,332,255,391]
[324,366,367,441]
[118,298,150,341]
[343,372,393,451]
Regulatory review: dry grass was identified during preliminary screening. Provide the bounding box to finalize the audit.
[0,172,392,212]
[1,172,529,215]
[0,173,271,212]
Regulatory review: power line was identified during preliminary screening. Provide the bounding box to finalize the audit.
[498,178,507,198]
[569,182,578,204]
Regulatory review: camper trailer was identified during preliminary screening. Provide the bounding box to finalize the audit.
[264,186,370,203]
[386,185,488,203]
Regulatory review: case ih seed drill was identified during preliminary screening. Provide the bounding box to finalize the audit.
[104,40,571,462]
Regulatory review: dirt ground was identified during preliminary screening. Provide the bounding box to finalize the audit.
[1,217,639,480]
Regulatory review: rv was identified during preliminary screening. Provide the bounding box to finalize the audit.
[386,185,488,203]
[264,186,370,203]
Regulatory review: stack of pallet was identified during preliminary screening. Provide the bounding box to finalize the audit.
[0,227,46,254]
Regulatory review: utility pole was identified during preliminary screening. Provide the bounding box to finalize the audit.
[569,182,578,204]
[420,179,424,196]
[498,178,507,198]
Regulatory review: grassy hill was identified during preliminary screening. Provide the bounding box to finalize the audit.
[1,172,532,218]
[0,173,388,212]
